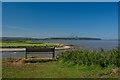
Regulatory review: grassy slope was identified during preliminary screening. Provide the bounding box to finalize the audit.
[2,60,119,78]
[1,40,63,48]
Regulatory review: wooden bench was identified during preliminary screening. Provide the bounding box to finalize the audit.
[25,47,55,59]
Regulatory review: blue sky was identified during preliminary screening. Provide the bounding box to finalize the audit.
[2,2,118,39]
[0,2,2,38]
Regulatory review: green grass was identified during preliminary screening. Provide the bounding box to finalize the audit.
[1,40,64,48]
[2,59,119,78]
[2,56,120,78]
[2,48,120,78]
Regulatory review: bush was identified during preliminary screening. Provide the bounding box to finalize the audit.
[57,49,120,68]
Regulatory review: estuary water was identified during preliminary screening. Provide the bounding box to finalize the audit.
[38,40,118,50]
[2,40,118,58]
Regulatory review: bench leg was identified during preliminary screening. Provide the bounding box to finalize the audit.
[53,52,55,59]
[25,52,27,59]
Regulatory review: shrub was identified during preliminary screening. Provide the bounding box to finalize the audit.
[57,49,120,68]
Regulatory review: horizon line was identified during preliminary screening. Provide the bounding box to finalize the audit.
[1,36,119,40]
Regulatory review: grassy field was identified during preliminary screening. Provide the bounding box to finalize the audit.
[2,58,119,78]
[1,40,64,48]
[2,46,120,78]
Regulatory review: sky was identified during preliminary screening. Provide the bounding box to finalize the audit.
[0,2,1,38]
[2,0,120,2]
[2,2,118,39]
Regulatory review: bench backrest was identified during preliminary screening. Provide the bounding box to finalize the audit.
[26,47,55,52]
[25,47,55,59]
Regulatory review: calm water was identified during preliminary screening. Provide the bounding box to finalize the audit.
[38,40,118,50]
[2,40,118,58]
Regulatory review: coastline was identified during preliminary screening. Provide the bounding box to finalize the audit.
[0,46,74,52]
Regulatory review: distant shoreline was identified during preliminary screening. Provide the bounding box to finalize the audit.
[1,37,102,41]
